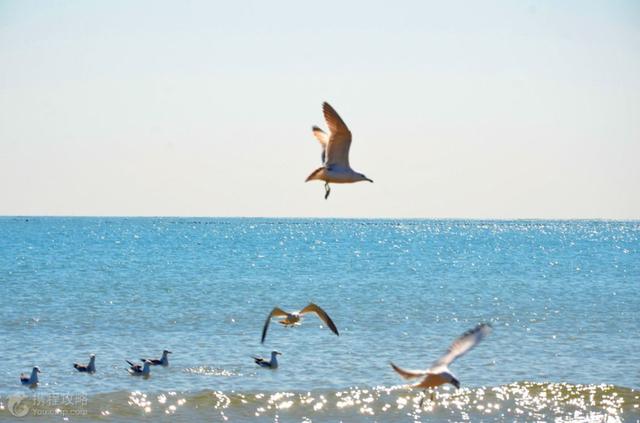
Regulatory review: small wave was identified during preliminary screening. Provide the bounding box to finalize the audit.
[0,382,637,422]
[182,366,240,377]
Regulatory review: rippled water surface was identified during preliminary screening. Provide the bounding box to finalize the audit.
[0,218,638,421]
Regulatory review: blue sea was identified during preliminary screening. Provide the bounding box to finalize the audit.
[0,217,638,422]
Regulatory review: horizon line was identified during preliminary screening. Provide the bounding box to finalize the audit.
[1,215,638,222]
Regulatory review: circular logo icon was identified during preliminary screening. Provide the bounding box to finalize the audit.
[8,394,30,417]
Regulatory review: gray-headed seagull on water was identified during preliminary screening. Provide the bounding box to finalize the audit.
[391,323,492,404]
[261,303,339,343]
[140,350,171,366]
[73,354,96,373]
[306,102,373,199]
[20,367,40,386]
[126,360,151,377]
[253,351,282,369]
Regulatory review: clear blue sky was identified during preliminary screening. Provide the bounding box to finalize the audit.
[1,1,638,218]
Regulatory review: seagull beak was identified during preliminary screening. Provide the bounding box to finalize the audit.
[366,178,373,183]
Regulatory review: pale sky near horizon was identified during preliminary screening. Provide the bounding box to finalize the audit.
[1,1,638,219]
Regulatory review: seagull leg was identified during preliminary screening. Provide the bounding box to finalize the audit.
[418,390,435,407]
[324,182,331,200]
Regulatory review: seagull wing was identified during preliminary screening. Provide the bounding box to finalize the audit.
[312,126,328,164]
[300,303,339,336]
[390,362,428,380]
[322,102,352,168]
[126,360,142,372]
[431,323,492,369]
[261,307,288,344]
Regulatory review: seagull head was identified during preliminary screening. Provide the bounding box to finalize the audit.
[163,350,172,355]
[271,351,282,356]
[33,367,41,374]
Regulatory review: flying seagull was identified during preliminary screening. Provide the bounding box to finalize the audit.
[253,351,282,369]
[126,360,151,377]
[140,350,171,366]
[20,367,41,386]
[391,323,492,404]
[306,102,373,199]
[261,303,339,343]
[73,354,96,373]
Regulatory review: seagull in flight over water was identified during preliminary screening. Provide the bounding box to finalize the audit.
[390,323,492,404]
[261,303,339,343]
[253,351,282,369]
[306,102,373,199]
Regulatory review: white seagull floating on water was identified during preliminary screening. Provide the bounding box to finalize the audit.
[306,102,373,199]
[20,367,41,386]
[126,360,151,377]
[253,351,282,369]
[140,350,171,366]
[391,323,492,403]
[261,303,339,344]
[73,354,96,373]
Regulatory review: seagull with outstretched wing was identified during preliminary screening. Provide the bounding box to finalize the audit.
[306,102,373,199]
[261,303,339,343]
[391,323,492,404]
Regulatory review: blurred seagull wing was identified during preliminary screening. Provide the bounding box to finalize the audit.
[261,307,288,344]
[322,102,352,168]
[312,126,328,164]
[431,323,492,369]
[390,362,428,380]
[300,303,339,336]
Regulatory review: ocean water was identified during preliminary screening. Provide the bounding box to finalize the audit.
[0,217,638,422]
